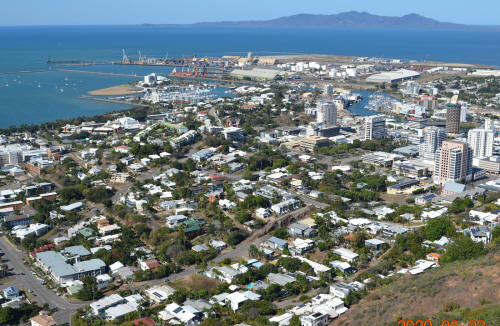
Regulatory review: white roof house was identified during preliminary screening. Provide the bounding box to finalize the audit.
[225,291,261,311]
[333,248,359,263]
[109,261,124,273]
[145,285,175,303]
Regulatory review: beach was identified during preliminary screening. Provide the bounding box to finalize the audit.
[88,84,143,96]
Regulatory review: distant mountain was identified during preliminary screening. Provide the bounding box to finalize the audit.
[179,11,472,30]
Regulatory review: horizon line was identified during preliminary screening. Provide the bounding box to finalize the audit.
[1,23,500,28]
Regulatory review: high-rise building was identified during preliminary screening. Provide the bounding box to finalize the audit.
[467,129,494,158]
[316,101,337,126]
[420,95,437,111]
[406,81,420,95]
[419,126,446,160]
[445,104,461,134]
[460,104,467,122]
[323,84,334,96]
[484,118,495,132]
[434,140,472,185]
[362,115,386,140]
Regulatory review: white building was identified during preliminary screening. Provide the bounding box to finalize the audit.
[405,81,420,95]
[12,223,49,239]
[316,101,337,126]
[225,291,261,311]
[271,199,300,215]
[300,312,329,326]
[467,129,494,158]
[419,126,446,160]
[362,115,386,140]
[333,248,359,263]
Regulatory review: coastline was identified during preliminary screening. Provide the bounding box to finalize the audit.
[88,84,144,96]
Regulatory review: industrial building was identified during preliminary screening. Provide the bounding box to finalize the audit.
[366,69,420,83]
[230,68,290,81]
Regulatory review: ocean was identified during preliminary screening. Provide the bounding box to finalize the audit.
[1,25,500,127]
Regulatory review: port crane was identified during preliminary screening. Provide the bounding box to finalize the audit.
[122,49,130,64]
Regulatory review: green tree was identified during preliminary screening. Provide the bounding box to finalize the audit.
[441,236,486,263]
[424,217,455,241]
[74,276,102,301]
[273,228,288,239]
[227,229,249,245]
[289,314,301,326]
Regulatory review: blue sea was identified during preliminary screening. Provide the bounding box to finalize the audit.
[1,25,500,127]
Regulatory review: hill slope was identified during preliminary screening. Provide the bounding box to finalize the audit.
[188,11,468,30]
[332,246,500,326]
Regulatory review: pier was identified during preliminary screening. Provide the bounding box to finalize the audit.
[78,96,150,107]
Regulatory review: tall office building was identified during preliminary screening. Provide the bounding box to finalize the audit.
[316,101,337,126]
[467,129,494,158]
[419,126,446,160]
[484,118,495,132]
[434,140,472,185]
[445,104,461,134]
[362,115,386,140]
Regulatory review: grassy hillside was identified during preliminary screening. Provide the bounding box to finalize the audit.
[332,245,500,326]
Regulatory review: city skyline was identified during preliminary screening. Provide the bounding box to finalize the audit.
[1,0,500,26]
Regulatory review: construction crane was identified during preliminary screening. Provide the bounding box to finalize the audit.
[122,49,130,64]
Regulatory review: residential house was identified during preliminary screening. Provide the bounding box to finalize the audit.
[288,222,318,238]
[145,285,175,304]
[333,248,359,263]
[267,272,296,286]
[330,282,352,299]
[329,260,357,275]
[267,236,288,250]
[205,266,241,284]
[255,207,271,219]
[30,313,57,326]
[364,239,386,250]
[271,199,300,215]
[159,302,202,325]
[269,313,294,326]
[469,226,492,244]
[209,240,227,251]
[225,291,261,311]
[139,259,161,271]
[3,286,19,300]
[300,312,329,326]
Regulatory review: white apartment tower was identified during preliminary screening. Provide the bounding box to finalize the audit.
[419,126,446,160]
[316,101,337,126]
[484,118,495,132]
[467,129,494,158]
[362,115,386,140]
[434,140,473,185]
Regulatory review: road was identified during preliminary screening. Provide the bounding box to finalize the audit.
[208,108,223,127]
[0,236,86,323]
[295,193,329,209]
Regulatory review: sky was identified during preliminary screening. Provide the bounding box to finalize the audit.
[1,0,499,26]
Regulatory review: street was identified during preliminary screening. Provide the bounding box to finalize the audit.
[0,236,86,323]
